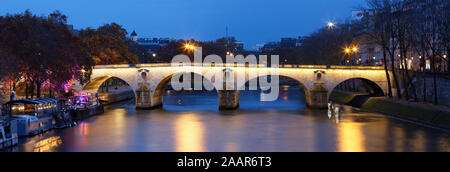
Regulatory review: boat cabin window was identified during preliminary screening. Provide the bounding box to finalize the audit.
[68,92,99,107]
[3,98,59,117]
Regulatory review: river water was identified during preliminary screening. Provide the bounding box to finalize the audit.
[12,85,450,152]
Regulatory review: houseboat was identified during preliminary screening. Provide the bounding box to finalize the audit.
[67,92,104,120]
[2,98,58,137]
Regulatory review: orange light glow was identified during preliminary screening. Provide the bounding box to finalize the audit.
[338,123,365,152]
[184,43,196,51]
[33,136,63,152]
[175,114,205,152]
[345,48,351,53]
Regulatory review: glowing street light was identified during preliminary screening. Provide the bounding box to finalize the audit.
[352,47,358,52]
[184,43,196,51]
[327,22,335,29]
[152,53,157,57]
[345,48,351,54]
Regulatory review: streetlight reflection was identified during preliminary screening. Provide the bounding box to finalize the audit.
[174,114,206,152]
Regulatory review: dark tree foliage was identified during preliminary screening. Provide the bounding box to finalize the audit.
[79,23,138,65]
[0,15,141,97]
[0,10,84,97]
[263,23,359,65]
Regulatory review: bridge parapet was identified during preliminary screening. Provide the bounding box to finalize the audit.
[94,64,385,70]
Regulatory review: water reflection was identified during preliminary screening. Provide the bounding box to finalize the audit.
[338,123,365,152]
[413,131,426,152]
[9,85,450,152]
[329,101,365,152]
[174,114,205,152]
[33,136,62,152]
[328,102,343,124]
[78,122,89,136]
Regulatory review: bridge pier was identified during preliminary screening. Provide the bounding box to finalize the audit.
[307,84,329,109]
[218,90,239,110]
[136,84,153,109]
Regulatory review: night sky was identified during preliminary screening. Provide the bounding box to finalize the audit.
[1,0,363,49]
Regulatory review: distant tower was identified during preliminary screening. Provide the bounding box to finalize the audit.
[131,30,138,42]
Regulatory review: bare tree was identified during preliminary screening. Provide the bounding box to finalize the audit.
[438,0,450,75]
[364,0,403,98]
[419,0,446,105]
[395,0,417,101]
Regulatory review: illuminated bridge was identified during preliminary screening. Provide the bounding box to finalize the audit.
[76,64,391,109]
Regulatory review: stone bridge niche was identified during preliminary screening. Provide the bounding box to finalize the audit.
[82,76,136,103]
[148,72,219,109]
[329,77,385,105]
[236,75,312,109]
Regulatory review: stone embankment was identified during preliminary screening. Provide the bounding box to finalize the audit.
[330,90,450,131]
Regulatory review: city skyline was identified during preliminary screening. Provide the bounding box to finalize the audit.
[1,0,362,49]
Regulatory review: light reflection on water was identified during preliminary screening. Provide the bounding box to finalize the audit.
[338,123,365,152]
[32,136,62,152]
[174,114,205,152]
[12,85,450,152]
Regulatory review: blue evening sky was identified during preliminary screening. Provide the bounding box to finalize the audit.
[1,0,363,49]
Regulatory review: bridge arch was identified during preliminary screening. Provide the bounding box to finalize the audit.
[82,75,136,103]
[82,76,134,94]
[329,77,385,97]
[152,72,220,108]
[237,75,311,108]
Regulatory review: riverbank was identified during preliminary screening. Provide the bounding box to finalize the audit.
[330,91,450,131]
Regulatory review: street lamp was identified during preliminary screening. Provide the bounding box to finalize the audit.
[184,43,196,51]
[327,22,335,29]
[345,48,351,54]
[343,46,360,66]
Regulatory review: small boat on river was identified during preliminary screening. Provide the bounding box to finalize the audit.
[67,92,104,120]
[2,98,58,137]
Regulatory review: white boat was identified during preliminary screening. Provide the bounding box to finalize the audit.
[13,115,53,137]
[2,98,58,137]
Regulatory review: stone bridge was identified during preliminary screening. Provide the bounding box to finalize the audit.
[76,63,391,109]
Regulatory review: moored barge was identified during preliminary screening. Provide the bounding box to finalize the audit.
[67,92,104,120]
